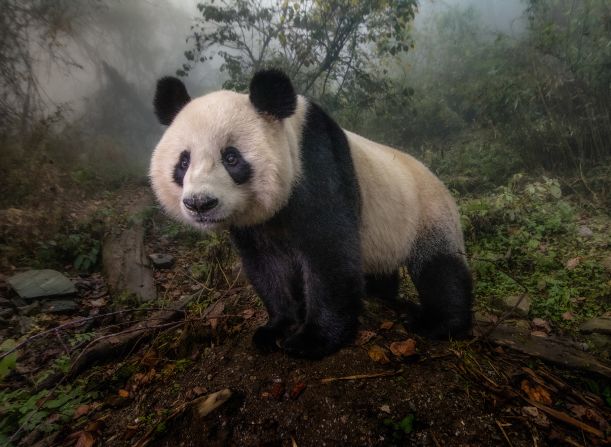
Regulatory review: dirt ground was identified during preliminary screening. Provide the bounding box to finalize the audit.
[2,188,610,447]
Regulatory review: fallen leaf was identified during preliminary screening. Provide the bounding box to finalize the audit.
[289,382,306,400]
[530,330,548,337]
[389,339,417,357]
[67,429,97,447]
[522,406,550,428]
[354,330,376,346]
[521,380,552,405]
[206,301,225,331]
[380,404,391,414]
[242,308,255,319]
[89,298,106,308]
[567,404,587,419]
[270,382,285,400]
[561,311,574,321]
[380,321,394,330]
[565,257,581,270]
[73,404,90,419]
[368,345,390,364]
[193,388,232,418]
[532,318,551,333]
[118,389,129,398]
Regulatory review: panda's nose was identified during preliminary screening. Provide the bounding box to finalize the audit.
[183,195,219,213]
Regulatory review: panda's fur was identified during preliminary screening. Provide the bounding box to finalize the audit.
[150,69,472,358]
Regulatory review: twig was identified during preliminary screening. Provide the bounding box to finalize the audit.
[320,369,402,384]
[524,398,604,438]
[495,420,513,447]
[0,307,186,359]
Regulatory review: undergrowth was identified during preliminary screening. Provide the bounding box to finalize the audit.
[462,175,610,327]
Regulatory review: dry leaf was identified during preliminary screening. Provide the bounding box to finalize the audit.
[242,308,255,319]
[565,257,581,270]
[118,389,129,398]
[380,404,391,414]
[289,382,306,400]
[73,404,90,419]
[194,388,232,418]
[380,321,394,330]
[522,406,550,428]
[532,318,551,333]
[354,330,376,346]
[389,339,417,357]
[521,380,552,405]
[561,311,574,321]
[530,330,548,337]
[75,431,95,447]
[368,345,390,364]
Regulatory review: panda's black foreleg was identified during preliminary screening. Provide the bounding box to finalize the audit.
[281,258,364,359]
[231,230,304,352]
[407,253,472,339]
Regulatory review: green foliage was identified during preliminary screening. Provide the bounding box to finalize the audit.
[462,176,610,324]
[37,223,103,273]
[383,414,415,439]
[0,382,97,442]
[0,340,17,382]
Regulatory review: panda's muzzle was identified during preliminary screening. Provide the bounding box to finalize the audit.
[183,195,219,213]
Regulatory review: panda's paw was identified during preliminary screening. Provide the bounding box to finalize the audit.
[405,302,472,340]
[282,325,343,359]
[252,325,281,353]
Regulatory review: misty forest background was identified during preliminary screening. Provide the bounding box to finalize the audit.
[2,0,609,321]
[1,0,611,444]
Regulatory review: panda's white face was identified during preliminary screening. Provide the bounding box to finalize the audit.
[150,90,305,231]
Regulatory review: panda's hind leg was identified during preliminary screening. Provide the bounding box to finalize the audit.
[407,251,472,340]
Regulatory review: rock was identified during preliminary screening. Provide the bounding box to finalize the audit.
[41,299,78,314]
[499,294,531,317]
[7,270,76,299]
[577,225,593,238]
[579,316,611,335]
[149,253,175,269]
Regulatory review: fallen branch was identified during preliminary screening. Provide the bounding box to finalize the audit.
[67,294,196,378]
[0,307,187,360]
[320,369,402,384]
[524,398,604,438]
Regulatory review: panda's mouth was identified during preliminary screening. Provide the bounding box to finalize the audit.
[194,215,226,224]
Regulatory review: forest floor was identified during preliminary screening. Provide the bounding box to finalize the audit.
[1,184,610,447]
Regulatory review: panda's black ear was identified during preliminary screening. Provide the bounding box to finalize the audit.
[154,77,191,125]
[249,69,297,119]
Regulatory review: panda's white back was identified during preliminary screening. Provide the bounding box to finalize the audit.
[344,130,465,275]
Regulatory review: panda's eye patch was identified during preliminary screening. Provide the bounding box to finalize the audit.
[221,146,252,185]
[173,150,190,187]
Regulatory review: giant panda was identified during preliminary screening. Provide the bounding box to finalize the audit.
[150,69,472,359]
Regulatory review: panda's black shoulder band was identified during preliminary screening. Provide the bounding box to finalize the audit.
[249,69,297,120]
[154,76,191,126]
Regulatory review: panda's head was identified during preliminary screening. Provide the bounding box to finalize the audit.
[150,70,305,230]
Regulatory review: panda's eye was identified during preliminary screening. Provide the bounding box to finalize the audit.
[179,152,190,170]
[222,147,240,166]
